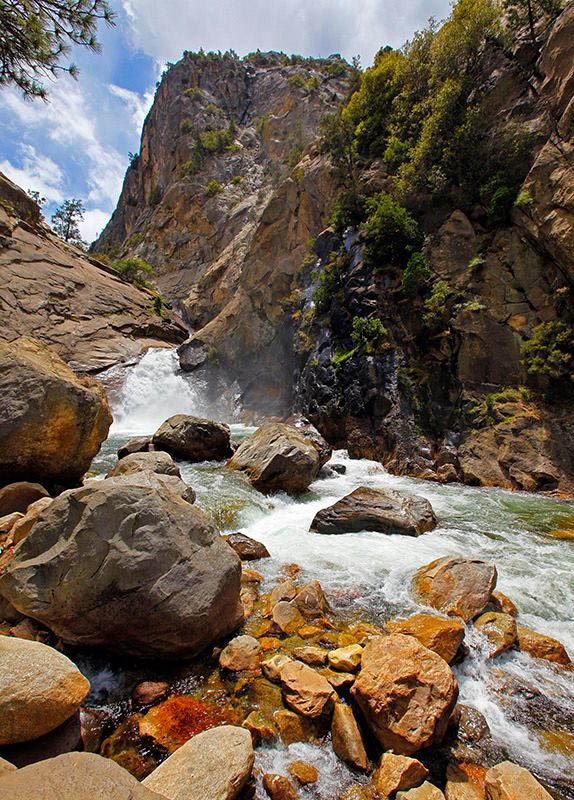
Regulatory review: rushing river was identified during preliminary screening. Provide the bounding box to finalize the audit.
[94,348,574,798]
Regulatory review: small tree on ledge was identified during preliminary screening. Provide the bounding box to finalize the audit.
[51,198,86,248]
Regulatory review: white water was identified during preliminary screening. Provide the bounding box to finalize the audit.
[98,349,574,796]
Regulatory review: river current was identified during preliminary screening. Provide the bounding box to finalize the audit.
[94,348,574,797]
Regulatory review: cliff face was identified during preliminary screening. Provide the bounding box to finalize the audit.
[96,51,350,411]
[0,174,186,373]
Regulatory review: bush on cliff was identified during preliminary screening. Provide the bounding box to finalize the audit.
[112,256,154,288]
[362,193,421,271]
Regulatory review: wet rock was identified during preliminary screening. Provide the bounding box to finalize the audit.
[351,634,458,755]
[106,451,181,478]
[139,696,235,752]
[299,624,324,639]
[387,613,465,664]
[474,613,517,657]
[372,752,429,798]
[262,653,293,683]
[288,761,319,785]
[242,710,277,743]
[272,601,305,635]
[220,635,262,672]
[487,592,518,617]
[321,668,356,691]
[153,414,233,462]
[455,704,491,743]
[117,436,155,458]
[0,479,242,658]
[397,782,445,799]
[445,763,486,800]
[485,761,553,799]
[263,773,299,800]
[131,681,170,708]
[0,637,89,745]
[11,496,53,545]
[80,707,113,752]
[331,702,368,771]
[311,487,436,536]
[0,337,112,489]
[328,644,363,672]
[268,579,298,610]
[143,725,254,800]
[515,624,571,666]
[273,709,312,745]
[0,752,164,799]
[280,660,336,717]
[292,580,331,618]
[292,646,328,666]
[0,482,49,517]
[227,423,322,494]
[225,533,270,561]
[287,417,333,469]
[413,557,497,622]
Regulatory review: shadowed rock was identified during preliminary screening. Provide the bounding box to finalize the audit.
[153,414,233,462]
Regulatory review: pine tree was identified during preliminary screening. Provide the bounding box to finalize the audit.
[51,198,86,248]
[503,0,563,44]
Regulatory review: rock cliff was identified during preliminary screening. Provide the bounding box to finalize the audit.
[0,174,187,373]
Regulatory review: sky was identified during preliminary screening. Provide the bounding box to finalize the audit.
[0,0,450,244]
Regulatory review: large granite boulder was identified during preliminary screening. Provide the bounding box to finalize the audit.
[413,556,497,622]
[142,725,254,800]
[0,637,90,745]
[106,450,181,478]
[153,414,232,462]
[0,752,166,799]
[351,634,458,755]
[485,761,553,799]
[0,482,49,516]
[95,470,196,505]
[310,487,437,535]
[227,423,322,493]
[0,479,242,658]
[0,337,111,489]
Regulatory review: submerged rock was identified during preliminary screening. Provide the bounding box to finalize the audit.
[142,725,254,800]
[413,556,497,622]
[138,695,234,751]
[131,681,170,708]
[0,637,89,745]
[474,612,517,657]
[227,423,322,493]
[0,752,164,799]
[351,634,458,755]
[485,761,553,799]
[0,337,111,489]
[106,450,181,478]
[153,414,233,462]
[310,487,436,536]
[387,613,465,664]
[0,479,242,658]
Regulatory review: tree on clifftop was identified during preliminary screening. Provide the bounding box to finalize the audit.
[503,0,563,44]
[51,198,86,248]
[0,1,115,99]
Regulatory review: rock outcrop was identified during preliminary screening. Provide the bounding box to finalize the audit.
[0,479,243,658]
[0,173,186,374]
[0,337,111,489]
[310,487,437,535]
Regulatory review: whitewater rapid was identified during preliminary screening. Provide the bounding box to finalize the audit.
[97,348,574,796]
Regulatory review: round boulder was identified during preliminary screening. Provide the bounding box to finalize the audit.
[412,556,497,622]
[351,634,458,755]
[0,637,90,745]
[0,479,243,658]
[0,482,49,517]
[153,414,232,462]
[310,487,436,536]
[224,532,270,561]
[106,450,181,478]
[0,337,111,488]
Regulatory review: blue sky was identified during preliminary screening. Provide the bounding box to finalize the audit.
[0,0,450,243]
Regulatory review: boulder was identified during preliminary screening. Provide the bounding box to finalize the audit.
[515,624,571,666]
[488,592,518,617]
[106,451,181,478]
[292,580,331,618]
[485,761,553,799]
[372,752,429,798]
[0,482,49,516]
[445,763,486,800]
[288,761,319,785]
[262,653,293,683]
[11,496,53,545]
[272,601,305,635]
[142,725,254,800]
[138,695,233,751]
[227,423,322,493]
[387,613,465,664]
[219,635,262,672]
[262,773,299,800]
[454,704,491,743]
[286,417,333,468]
[328,644,363,672]
[0,752,165,799]
[224,532,270,560]
[153,414,232,462]
[0,637,89,745]
[397,783,445,799]
[413,557,497,622]
[117,436,155,458]
[311,487,436,536]
[93,470,196,505]
[474,613,517,657]
[331,702,368,770]
[280,660,336,717]
[0,337,111,488]
[0,479,242,658]
[351,634,458,755]
[292,646,328,666]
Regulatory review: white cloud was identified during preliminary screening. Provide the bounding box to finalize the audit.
[109,83,155,133]
[81,208,112,242]
[0,144,64,202]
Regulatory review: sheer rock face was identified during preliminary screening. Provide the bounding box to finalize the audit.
[95,52,350,414]
[0,174,187,374]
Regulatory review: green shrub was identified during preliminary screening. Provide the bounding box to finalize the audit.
[125,232,144,249]
[199,128,234,153]
[180,118,194,134]
[204,179,223,196]
[313,253,345,313]
[180,153,203,176]
[423,280,452,327]
[351,316,389,353]
[514,188,534,208]
[401,251,432,294]
[363,192,421,271]
[183,87,202,98]
[288,74,306,88]
[231,175,243,185]
[288,145,303,169]
[521,321,573,383]
[329,191,367,232]
[112,257,154,287]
